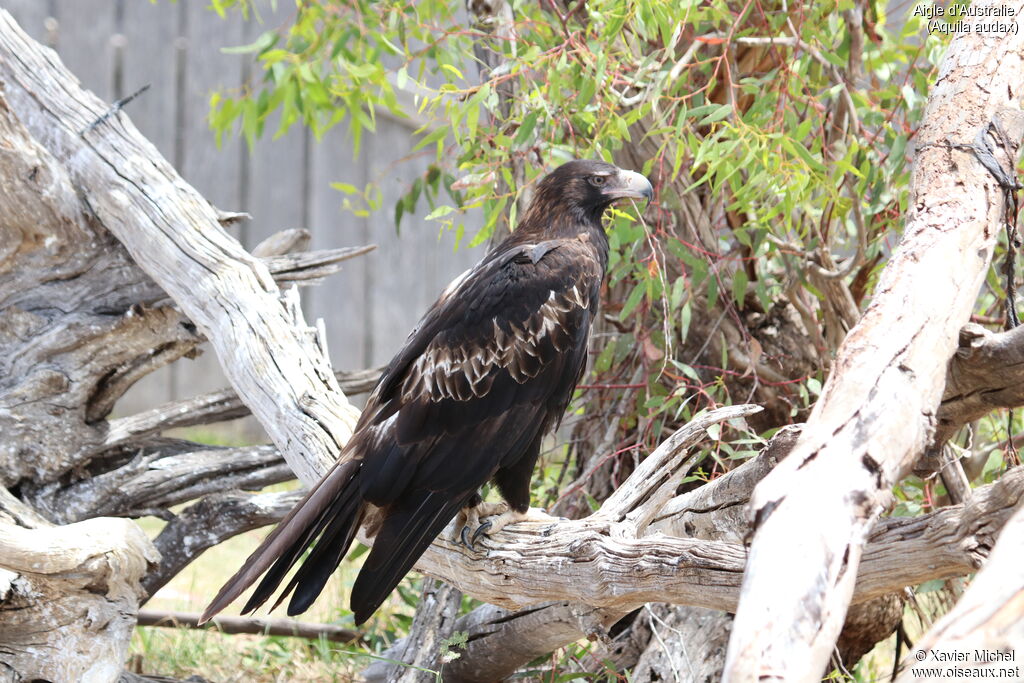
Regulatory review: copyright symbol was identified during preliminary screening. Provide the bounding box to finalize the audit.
[915,650,927,662]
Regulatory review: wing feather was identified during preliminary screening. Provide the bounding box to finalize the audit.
[356,236,601,503]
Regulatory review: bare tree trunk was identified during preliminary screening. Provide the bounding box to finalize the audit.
[0,510,158,681]
[724,5,1024,680]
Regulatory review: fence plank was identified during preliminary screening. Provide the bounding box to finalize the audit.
[120,1,182,163]
[307,126,369,374]
[179,2,246,215]
[51,0,116,102]
[243,4,309,249]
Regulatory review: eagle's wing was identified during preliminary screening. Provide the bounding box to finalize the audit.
[354,235,601,500]
[343,236,602,621]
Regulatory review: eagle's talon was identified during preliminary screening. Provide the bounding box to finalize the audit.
[460,524,474,549]
[470,520,493,547]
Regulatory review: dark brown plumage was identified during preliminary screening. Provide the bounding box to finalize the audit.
[199,159,653,626]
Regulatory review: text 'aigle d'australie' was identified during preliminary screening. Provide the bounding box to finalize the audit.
[914,3,1019,35]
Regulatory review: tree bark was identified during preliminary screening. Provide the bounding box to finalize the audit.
[0,10,359,490]
[725,7,1024,680]
[0,10,369,680]
[367,429,1024,682]
[0,516,158,682]
[362,578,464,682]
[895,503,1024,682]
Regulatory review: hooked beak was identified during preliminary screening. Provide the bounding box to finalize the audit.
[603,169,654,204]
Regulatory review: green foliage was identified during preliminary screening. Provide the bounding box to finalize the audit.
[197,1,986,677]
[188,0,942,460]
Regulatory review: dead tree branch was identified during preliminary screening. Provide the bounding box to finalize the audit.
[725,9,1024,679]
[0,517,158,681]
[936,322,1024,445]
[895,503,1024,682]
[142,490,303,597]
[0,10,358,488]
[101,366,381,454]
[136,610,359,644]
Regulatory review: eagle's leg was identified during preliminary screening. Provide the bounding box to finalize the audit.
[467,446,561,544]
[471,506,561,545]
[454,495,508,548]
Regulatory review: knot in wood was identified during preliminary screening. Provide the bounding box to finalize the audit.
[567,534,597,559]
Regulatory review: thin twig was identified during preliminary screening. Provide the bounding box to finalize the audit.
[136,610,361,644]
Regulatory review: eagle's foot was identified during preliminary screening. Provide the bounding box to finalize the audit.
[471,506,561,545]
[454,501,508,550]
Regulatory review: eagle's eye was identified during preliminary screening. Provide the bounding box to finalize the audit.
[589,175,607,187]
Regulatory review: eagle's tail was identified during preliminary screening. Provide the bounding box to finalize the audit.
[350,489,466,625]
[198,459,364,624]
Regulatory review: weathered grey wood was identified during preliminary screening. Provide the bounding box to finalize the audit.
[104,366,380,453]
[3,0,51,46]
[0,75,199,487]
[0,10,359,487]
[651,424,802,541]
[7,1,480,412]
[388,425,799,683]
[142,489,303,598]
[935,322,1024,444]
[172,4,251,402]
[356,408,1019,655]
[362,578,463,683]
[629,605,734,683]
[114,0,185,413]
[724,6,1024,680]
[0,516,158,682]
[46,442,293,523]
[895,504,1024,682]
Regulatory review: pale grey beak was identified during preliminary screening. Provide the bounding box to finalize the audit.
[603,169,654,203]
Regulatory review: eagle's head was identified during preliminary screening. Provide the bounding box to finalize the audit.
[525,159,654,227]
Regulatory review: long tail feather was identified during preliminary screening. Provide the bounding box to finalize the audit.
[198,460,361,624]
[247,480,362,615]
[280,492,364,615]
[349,490,466,625]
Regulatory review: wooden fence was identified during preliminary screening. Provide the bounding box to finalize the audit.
[4,0,480,417]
